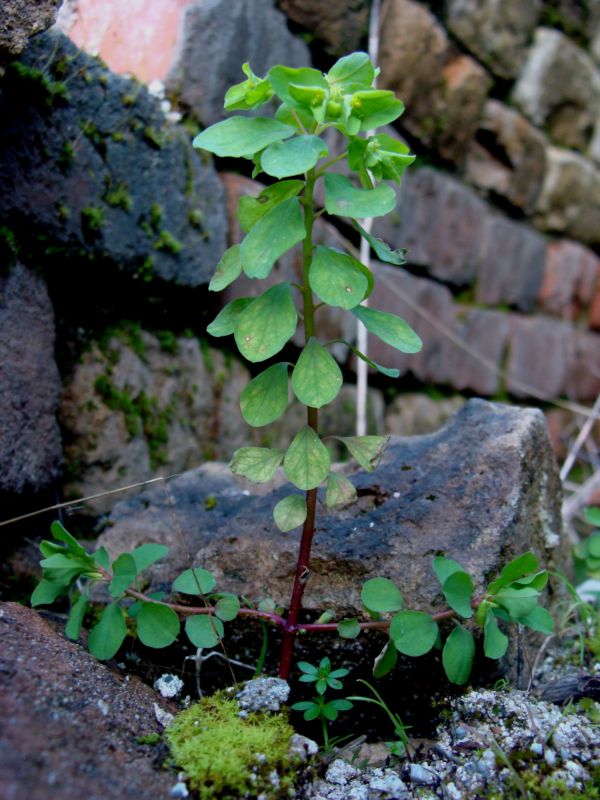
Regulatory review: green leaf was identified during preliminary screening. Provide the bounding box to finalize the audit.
[261,135,328,179]
[128,591,164,617]
[240,363,289,427]
[292,338,342,408]
[283,426,331,490]
[223,63,273,111]
[511,571,548,591]
[268,65,328,108]
[518,605,554,635]
[390,611,438,657]
[587,532,600,558]
[185,615,224,648]
[131,543,169,574]
[209,245,242,292]
[338,435,389,472]
[234,284,297,362]
[309,246,370,310]
[137,603,180,648]
[51,520,87,557]
[584,507,600,527]
[39,553,89,586]
[93,547,110,571]
[337,619,361,639]
[348,343,400,378]
[373,641,398,679]
[230,447,284,483]
[65,593,88,641]
[172,567,217,595]
[432,556,466,587]
[441,571,474,619]
[327,52,374,89]
[324,174,396,219]
[442,625,475,685]
[487,552,539,594]
[352,305,422,354]
[108,553,137,597]
[350,91,405,131]
[494,587,539,619]
[361,577,404,613]
[215,594,241,622]
[273,494,307,532]
[31,578,67,606]
[238,180,304,233]
[88,602,127,660]
[207,298,254,337]
[39,539,66,558]
[353,221,407,266]
[325,472,357,510]
[193,116,295,157]
[240,198,305,279]
[483,612,509,659]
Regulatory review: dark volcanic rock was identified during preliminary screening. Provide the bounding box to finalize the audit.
[0,30,226,287]
[277,0,370,56]
[99,400,564,618]
[0,0,61,64]
[167,0,310,126]
[0,264,62,498]
[0,601,175,800]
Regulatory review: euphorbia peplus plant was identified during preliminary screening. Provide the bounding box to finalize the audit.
[31,54,554,686]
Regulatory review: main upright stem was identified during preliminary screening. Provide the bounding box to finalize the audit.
[279,170,319,680]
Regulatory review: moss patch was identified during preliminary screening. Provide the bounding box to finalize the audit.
[166,692,299,800]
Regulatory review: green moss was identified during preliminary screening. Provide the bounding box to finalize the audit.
[137,732,161,745]
[81,205,105,233]
[0,225,21,264]
[111,131,125,142]
[58,141,76,172]
[143,126,165,149]
[104,182,133,212]
[204,495,218,510]
[9,60,68,106]
[154,230,184,255]
[166,692,299,800]
[135,255,155,282]
[157,330,179,354]
[188,208,205,229]
[57,203,71,221]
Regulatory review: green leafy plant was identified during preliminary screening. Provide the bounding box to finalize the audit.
[291,658,353,752]
[574,507,600,582]
[32,54,554,691]
[348,679,410,758]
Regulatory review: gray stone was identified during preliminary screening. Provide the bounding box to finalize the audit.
[533,147,600,245]
[59,329,251,516]
[475,216,547,311]
[0,0,61,63]
[379,1,491,163]
[236,677,290,713]
[0,602,174,800]
[374,168,489,286]
[446,0,541,79]
[464,99,547,214]
[444,309,510,396]
[538,240,600,319]
[276,0,370,56]
[511,27,600,150]
[506,315,572,399]
[0,30,227,287]
[99,399,564,623]
[167,0,310,127]
[0,264,62,498]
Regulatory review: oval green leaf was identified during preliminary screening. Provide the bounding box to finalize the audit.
[109,553,137,597]
[373,641,398,679]
[207,298,254,337]
[230,447,284,483]
[327,52,374,89]
[268,65,328,108]
[487,552,539,594]
[50,520,88,557]
[185,615,225,649]
[292,338,342,408]
[309,246,369,310]
[283,426,331,491]
[432,556,465,587]
[238,180,304,233]
[193,116,295,157]
[215,594,241,622]
[172,567,217,595]
[261,135,328,179]
[324,174,397,219]
[337,619,361,639]
[390,610,438,657]
[234,283,297,363]
[352,305,422,354]
[131,543,169,574]
[361,577,404,614]
[240,363,289,427]
[65,593,88,641]
[442,571,474,619]
[338,435,389,472]
[483,612,509,659]
[209,245,242,292]
[442,625,475,685]
[517,605,554,635]
[273,494,307,532]
[494,587,539,619]
[240,198,305,279]
[137,603,180,648]
[353,221,407,266]
[88,602,127,661]
[325,472,357,510]
[31,578,67,607]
